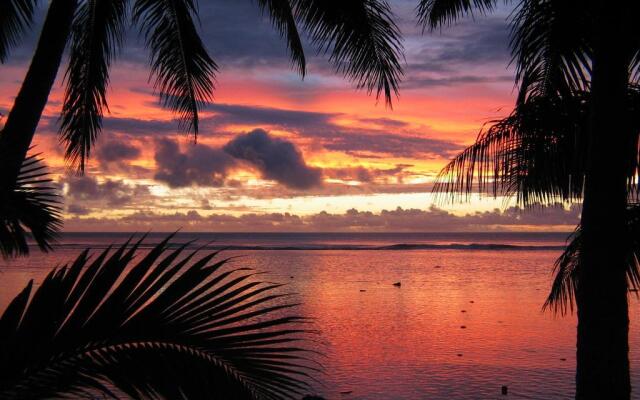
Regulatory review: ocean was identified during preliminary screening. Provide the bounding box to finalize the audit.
[1,232,638,399]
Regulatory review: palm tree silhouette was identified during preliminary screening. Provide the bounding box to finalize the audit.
[0,153,61,257]
[3,0,640,397]
[0,234,320,399]
[435,87,640,309]
[421,0,640,398]
[0,0,404,255]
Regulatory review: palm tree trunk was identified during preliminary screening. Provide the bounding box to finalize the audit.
[0,0,76,190]
[575,5,633,399]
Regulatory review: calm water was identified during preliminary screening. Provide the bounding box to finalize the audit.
[1,232,639,399]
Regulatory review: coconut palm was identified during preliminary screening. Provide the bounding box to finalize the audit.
[545,203,640,315]
[507,9,640,397]
[421,0,640,398]
[0,0,404,255]
[436,87,640,206]
[435,88,640,314]
[0,234,320,399]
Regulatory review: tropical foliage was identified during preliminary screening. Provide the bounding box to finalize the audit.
[1,0,404,171]
[0,152,61,258]
[423,0,640,301]
[433,85,640,313]
[0,0,37,62]
[545,203,640,314]
[0,234,319,399]
[423,1,639,395]
[434,87,640,206]
[0,0,405,256]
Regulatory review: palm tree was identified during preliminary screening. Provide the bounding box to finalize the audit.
[421,0,640,398]
[434,88,640,313]
[0,0,404,255]
[0,234,320,399]
[545,203,640,315]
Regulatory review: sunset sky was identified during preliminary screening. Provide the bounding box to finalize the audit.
[0,0,580,232]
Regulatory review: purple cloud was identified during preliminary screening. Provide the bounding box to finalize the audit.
[154,138,237,188]
[223,129,323,189]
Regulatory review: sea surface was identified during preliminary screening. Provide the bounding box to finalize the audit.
[1,232,639,399]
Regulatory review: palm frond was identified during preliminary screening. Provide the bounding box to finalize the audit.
[60,0,128,172]
[0,0,38,62]
[434,84,640,205]
[511,0,592,103]
[416,0,498,30]
[0,151,61,258]
[133,0,218,139]
[0,234,319,399]
[544,203,640,315]
[434,91,589,206]
[257,0,306,76]
[543,228,581,315]
[292,0,404,107]
[631,50,640,84]
[628,85,640,200]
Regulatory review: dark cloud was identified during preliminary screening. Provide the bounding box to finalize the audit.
[322,131,461,159]
[7,0,515,89]
[197,0,297,68]
[67,203,91,216]
[92,0,309,70]
[325,164,412,183]
[0,7,48,65]
[41,98,462,163]
[41,115,179,137]
[96,140,141,163]
[438,18,511,64]
[207,103,337,129]
[407,17,511,71]
[223,129,322,189]
[357,117,410,128]
[103,117,179,136]
[327,166,375,183]
[93,137,150,176]
[206,103,462,159]
[404,16,514,89]
[154,138,237,188]
[401,74,514,89]
[151,129,327,191]
[64,175,149,207]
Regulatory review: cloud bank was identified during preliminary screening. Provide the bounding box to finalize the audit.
[64,204,581,232]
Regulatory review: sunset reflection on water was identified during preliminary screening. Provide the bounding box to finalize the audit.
[2,237,638,399]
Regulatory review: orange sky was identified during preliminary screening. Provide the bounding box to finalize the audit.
[0,1,579,232]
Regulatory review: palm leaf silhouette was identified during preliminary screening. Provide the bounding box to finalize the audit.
[510,0,591,103]
[0,0,38,62]
[60,0,128,171]
[293,0,404,107]
[434,87,640,206]
[434,92,589,206]
[417,0,590,102]
[0,151,61,258]
[47,0,405,172]
[0,234,319,399]
[417,0,498,29]
[257,0,306,76]
[544,203,640,315]
[132,0,218,141]
[434,88,640,313]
